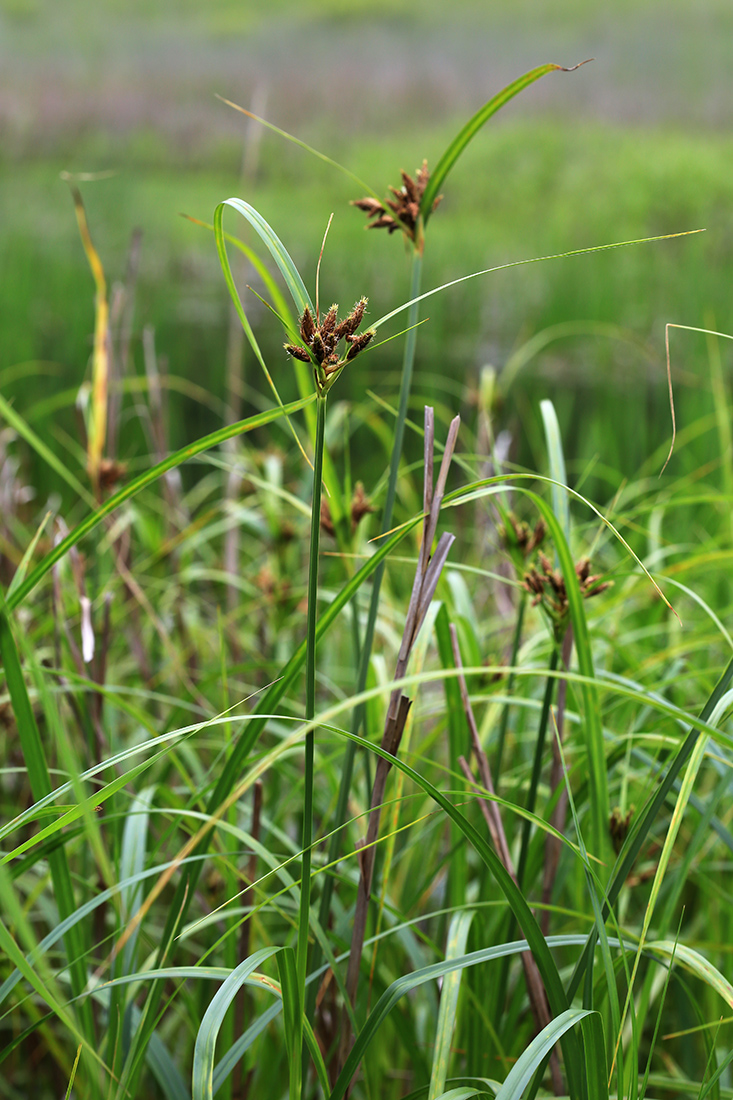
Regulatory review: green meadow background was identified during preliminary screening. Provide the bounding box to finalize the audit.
[3,0,733,492]
[3,1,733,1097]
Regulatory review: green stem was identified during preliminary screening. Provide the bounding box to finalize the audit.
[493,594,526,785]
[307,246,424,1020]
[516,645,560,891]
[298,391,327,1071]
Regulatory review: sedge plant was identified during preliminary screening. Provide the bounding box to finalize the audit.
[4,58,733,1100]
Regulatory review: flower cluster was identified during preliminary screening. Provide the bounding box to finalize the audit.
[285,298,374,395]
[522,552,612,639]
[352,160,442,244]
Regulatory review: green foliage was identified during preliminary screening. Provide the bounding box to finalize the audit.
[1,56,733,1100]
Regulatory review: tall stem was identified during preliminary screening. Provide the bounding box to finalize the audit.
[307,248,424,1020]
[298,391,327,1060]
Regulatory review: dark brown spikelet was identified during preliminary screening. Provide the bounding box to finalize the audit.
[371,215,399,232]
[334,297,367,340]
[351,197,387,217]
[352,159,438,242]
[285,343,312,363]
[321,304,339,336]
[400,169,419,204]
[346,330,374,361]
[300,306,316,345]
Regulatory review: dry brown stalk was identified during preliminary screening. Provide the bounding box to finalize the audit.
[338,407,460,1081]
[450,624,563,1097]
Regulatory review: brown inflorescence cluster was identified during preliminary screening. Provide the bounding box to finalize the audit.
[352,160,442,243]
[284,298,374,394]
[523,552,612,619]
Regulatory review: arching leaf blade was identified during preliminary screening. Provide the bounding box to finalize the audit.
[421,63,586,221]
[217,198,313,316]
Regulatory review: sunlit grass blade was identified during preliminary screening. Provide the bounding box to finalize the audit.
[192,946,279,1100]
[63,177,109,490]
[428,910,475,1100]
[64,1045,83,1100]
[215,198,313,317]
[420,62,590,222]
[6,394,314,611]
[494,1009,604,1100]
[540,399,570,543]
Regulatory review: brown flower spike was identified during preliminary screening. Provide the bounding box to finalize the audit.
[522,551,612,639]
[284,297,374,395]
[352,160,443,247]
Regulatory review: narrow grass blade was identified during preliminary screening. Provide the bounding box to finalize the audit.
[277,948,302,1100]
[494,1009,603,1100]
[429,910,475,1100]
[7,395,315,611]
[646,941,733,1010]
[371,231,704,333]
[64,178,109,487]
[539,400,569,543]
[216,198,313,317]
[0,601,96,1051]
[216,95,378,199]
[421,62,588,222]
[64,1045,83,1100]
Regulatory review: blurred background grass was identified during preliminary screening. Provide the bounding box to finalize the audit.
[2,0,732,500]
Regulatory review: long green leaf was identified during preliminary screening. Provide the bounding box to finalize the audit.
[216,198,313,317]
[494,1009,604,1100]
[429,910,475,1100]
[371,231,703,333]
[328,727,584,1100]
[192,947,279,1100]
[0,600,97,1056]
[421,63,585,221]
[540,399,570,543]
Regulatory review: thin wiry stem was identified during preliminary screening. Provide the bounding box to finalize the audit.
[298,391,328,1072]
[307,247,424,1023]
